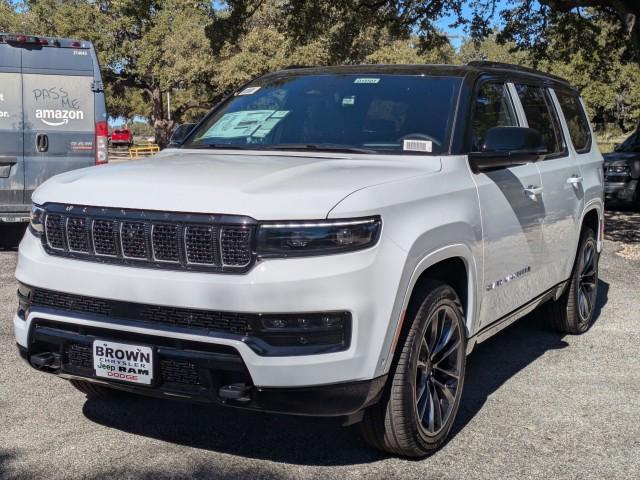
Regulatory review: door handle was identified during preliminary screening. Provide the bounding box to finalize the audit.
[567,175,583,185]
[36,133,49,153]
[523,185,544,196]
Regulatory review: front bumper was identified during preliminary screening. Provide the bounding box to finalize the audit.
[17,322,386,416]
[15,228,406,389]
[604,179,638,203]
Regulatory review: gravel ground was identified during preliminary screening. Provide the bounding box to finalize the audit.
[1,212,639,480]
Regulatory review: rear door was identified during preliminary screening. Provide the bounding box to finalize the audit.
[0,43,25,213]
[21,46,96,203]
[512,83,583,289]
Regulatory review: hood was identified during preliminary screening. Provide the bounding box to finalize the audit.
[33,149,440,219]
[603,151,640,164]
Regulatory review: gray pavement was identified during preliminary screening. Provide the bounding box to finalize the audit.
[1,212,639,479]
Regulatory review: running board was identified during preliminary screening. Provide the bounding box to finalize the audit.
[466,281,567,355]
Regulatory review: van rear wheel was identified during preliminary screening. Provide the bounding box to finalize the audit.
[359,280,466,457]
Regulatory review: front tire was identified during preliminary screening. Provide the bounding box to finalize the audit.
[360,281,466,457]
[543,227,599,334]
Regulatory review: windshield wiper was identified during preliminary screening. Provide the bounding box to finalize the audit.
[188,144,255,150]
[264,143,378,154]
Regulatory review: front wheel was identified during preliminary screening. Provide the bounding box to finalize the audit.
[543,227,599,334]
[360,280,466,457]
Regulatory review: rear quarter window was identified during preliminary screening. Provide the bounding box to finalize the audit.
[555,91,592,153]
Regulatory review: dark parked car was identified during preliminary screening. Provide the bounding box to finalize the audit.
[604,129,640,207]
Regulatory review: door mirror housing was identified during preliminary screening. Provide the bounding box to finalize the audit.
[469,126,548,173]
[168,123,196,147]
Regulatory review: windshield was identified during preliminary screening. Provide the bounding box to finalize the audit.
[616,131,640,152]
[184,74,462,155]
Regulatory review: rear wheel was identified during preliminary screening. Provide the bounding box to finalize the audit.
[543,227,599,334]
[360,281,466,457]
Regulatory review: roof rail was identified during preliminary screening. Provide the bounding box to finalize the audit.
[467,61,570,85]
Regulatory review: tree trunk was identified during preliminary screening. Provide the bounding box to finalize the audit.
[150,86,175,149]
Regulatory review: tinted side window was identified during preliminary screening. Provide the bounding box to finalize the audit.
[471,83,518,151]
[556,91,591,153]
[515,84,564,156]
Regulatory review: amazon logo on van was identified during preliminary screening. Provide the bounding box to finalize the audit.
[35,109,84,127]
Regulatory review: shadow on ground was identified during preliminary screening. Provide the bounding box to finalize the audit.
[82,280,609,468]
[604,207,640,243]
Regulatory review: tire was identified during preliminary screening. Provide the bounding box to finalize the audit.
[360,280,466,457]
[69,379,131,400]
[543,227,599,334]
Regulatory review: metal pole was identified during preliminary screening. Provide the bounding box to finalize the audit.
[167,91,171,121]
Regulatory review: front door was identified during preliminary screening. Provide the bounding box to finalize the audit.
[0,45,25,217]
[470,81,547,328]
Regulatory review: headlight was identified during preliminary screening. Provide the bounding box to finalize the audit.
[29,204,45,236]
[609,165,630,174]
[256,216,381,257]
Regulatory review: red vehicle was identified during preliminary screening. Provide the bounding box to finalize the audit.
[109,128,133,148]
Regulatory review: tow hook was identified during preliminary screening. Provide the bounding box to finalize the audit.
[219,383,252,403]
[30,352,61,370]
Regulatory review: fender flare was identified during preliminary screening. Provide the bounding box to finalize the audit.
[376,243,479,377]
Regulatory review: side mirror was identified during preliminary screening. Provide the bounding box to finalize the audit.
[168,124,195,147]
[613,143,621,151]
[469,126,548,173]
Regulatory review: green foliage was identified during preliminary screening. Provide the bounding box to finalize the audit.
[4,0,640,142]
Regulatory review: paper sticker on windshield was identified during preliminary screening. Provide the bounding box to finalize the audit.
[238,86,261,95]
[342,96,355,106]
[354,78,380,84]
[403,139,432,153]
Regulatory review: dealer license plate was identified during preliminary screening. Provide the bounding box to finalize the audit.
[93,340,153,385]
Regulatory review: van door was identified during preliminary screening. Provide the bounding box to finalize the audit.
[21,47,96,204]
[0,44,25,217]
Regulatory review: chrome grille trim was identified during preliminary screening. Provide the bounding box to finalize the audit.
[41,204,256,274]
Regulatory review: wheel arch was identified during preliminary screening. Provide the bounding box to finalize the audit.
[377,244,479,377]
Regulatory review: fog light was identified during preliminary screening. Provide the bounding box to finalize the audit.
[262,317,288,329]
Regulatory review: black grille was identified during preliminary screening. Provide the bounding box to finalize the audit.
[41,204,256,273]
[121,222,148,259]
[221,227,252,266]
[45,214,66,250]
[161,359,201,385]
[33,288,112,316]
[66,217,90,253]
[92,219,118,256]
[185,225,217,265]
[65,343,92,370]
[64,343,201,386]
[152,224,180,262]
[31,288,254,336]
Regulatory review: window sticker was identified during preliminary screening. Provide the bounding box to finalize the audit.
[238,86,261,96]
[354,78,380,84]
[342,96,356,106]
[201,110,290,139]
[403,139,432,153]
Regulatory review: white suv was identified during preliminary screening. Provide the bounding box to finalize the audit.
[14,62,604,457]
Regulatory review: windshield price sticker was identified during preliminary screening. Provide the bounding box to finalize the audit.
[354,78,380,84]
[238,86,261,96]
[403,139,433,153]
